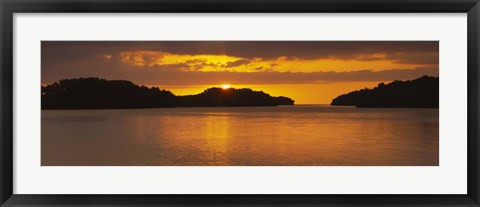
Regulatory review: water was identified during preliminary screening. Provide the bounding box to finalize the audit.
[41,105,439,166]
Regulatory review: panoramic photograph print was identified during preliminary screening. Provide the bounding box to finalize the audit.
[41,41,439,166]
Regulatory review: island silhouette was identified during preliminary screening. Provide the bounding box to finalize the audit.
[41,77,295,109]
[331,75,439,108]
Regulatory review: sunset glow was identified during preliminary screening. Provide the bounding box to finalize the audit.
[42,41,439,104]
[221,84,231,89]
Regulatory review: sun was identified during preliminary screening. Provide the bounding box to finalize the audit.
[221,84,231,89]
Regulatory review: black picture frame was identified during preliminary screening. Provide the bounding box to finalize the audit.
[1,0,479,206]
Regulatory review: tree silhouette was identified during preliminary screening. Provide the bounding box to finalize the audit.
[42,78,177,109]
[331,75,439,108]
[42,77,294,109]
[178,87,294,107]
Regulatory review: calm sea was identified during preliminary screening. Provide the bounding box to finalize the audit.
[41,105,439,166]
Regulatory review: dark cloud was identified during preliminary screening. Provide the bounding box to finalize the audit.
[41,41,439,86]
[224,59,251,68]
[42,41,439,65]
[390,52,439,65]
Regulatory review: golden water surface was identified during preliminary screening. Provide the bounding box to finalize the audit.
[42,105,439,166]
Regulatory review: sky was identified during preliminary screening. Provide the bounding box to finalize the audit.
[41,41,439,104]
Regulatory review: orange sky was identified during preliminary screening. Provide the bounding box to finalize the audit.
[42,41,439,104]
